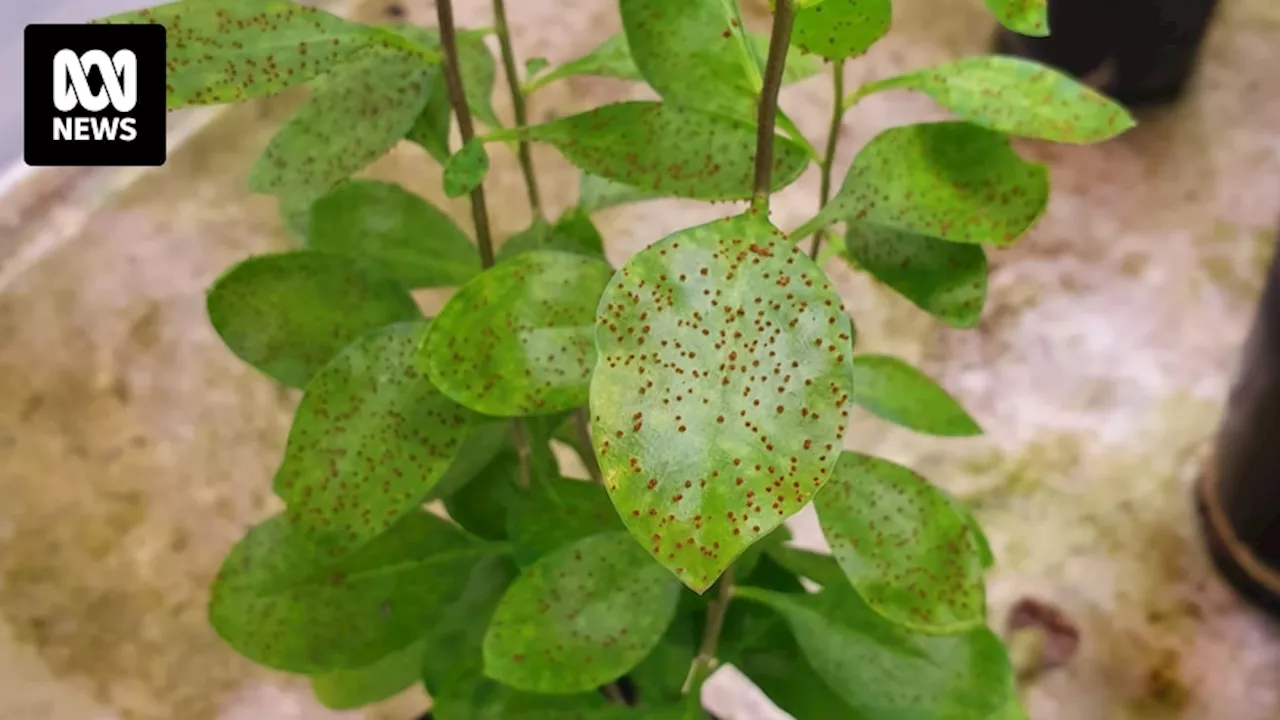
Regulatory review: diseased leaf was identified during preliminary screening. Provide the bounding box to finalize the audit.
[275,322,485,554]
[97,0,376,108]
[249,46,430,205]
[512,102,809,202]
[845,223,988,328]
[209,511,503,672]
[443,448,522,541]
[308,180,481,288]
[527,31,820,94]
[508,476,625,566]
[864,57,1135,143]
[985,0,1050,37]
[420,250,614,416]
[577,171,662,213]
[791,0,892,60]
[483,532,682,693]
[206,251,420,388]
[735,525,794,582]
[620,0,760,120]
[591,213,854,591]
[444,138,491,198]
[850,355,981,436]
[310,638,425,709]
[735,585,1016,720]
[816,453,988,632]
[497,209,606,263]
[799,122,1049,248]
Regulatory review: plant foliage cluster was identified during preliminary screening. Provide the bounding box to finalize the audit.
[95,0,1133,716]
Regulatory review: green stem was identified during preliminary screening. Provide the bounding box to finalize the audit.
[436,0,496,268]
[491,0,543,219]
[750,0,797,213]
[574,408,604,485]
[510,420,532,489]
[681,567,736,718]
[810,60,845,260]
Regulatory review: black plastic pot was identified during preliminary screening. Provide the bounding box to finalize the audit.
[994,0,1220,109]
[1197,228,1280,619]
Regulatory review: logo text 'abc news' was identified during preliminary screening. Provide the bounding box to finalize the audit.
[24,24,166,167]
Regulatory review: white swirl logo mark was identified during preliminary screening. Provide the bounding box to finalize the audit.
[52,49,137,113]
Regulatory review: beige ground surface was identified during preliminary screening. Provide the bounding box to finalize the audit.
[2,0,1280,718]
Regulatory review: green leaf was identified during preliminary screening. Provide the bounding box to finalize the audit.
[525,57,551,76]
[307,180,481,288]
[443,448,522,541]
[432,686,612,720]
[734,524,793,582]
[863,57,1135,143]
[496,209,606,263]
[577,171,662,213]
[763,545,847,589]
[527,31,819,94]
[791,0,892,60]
[209,511,504,672]
[420,250,614,416]
[420,554,517,696]
[845,223,988,328]
[249,46,430,205]
[97,0,376,108]
[816,453,988,633]
[721,602,855,720]
[800,122,1049,248]
[444,138,491,198]
[483,532,682,693]
[591,213,855,592]
[275,322,485,554]
[427,420,514,501]
[628,607,699,704]
[735,585,1016,720]
[509,476,626,566]
[850,354,981,436]
[457,30,502,130]
[620,0,760,121]
[527,33,638,90]
[310,637,425,709]
[511,102,809,202]
[394,25,500,132]
[206,251,420,388]
[985,0,1050,37]
[407,73,454,163]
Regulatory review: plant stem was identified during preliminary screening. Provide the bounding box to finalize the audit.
[436,0,496,268]
[510,419,532,488]
[574,408,604,485]
[751,0,797,213]
[681,566,736,716]
[601,682,627,705]
[491,0,543,218]
[810,60,845,261]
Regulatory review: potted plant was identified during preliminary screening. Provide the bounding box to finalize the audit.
[992,0,1220,108]
[89,0,1133,716]
[1198,231,1280,619]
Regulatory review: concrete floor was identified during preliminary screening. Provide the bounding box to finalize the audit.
[2,0,1280,718]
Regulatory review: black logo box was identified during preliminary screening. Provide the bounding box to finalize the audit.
[24,23,167,167]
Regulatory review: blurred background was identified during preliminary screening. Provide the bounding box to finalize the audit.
[2,0,1280,718]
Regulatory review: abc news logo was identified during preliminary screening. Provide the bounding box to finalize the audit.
[25,24,166,167]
